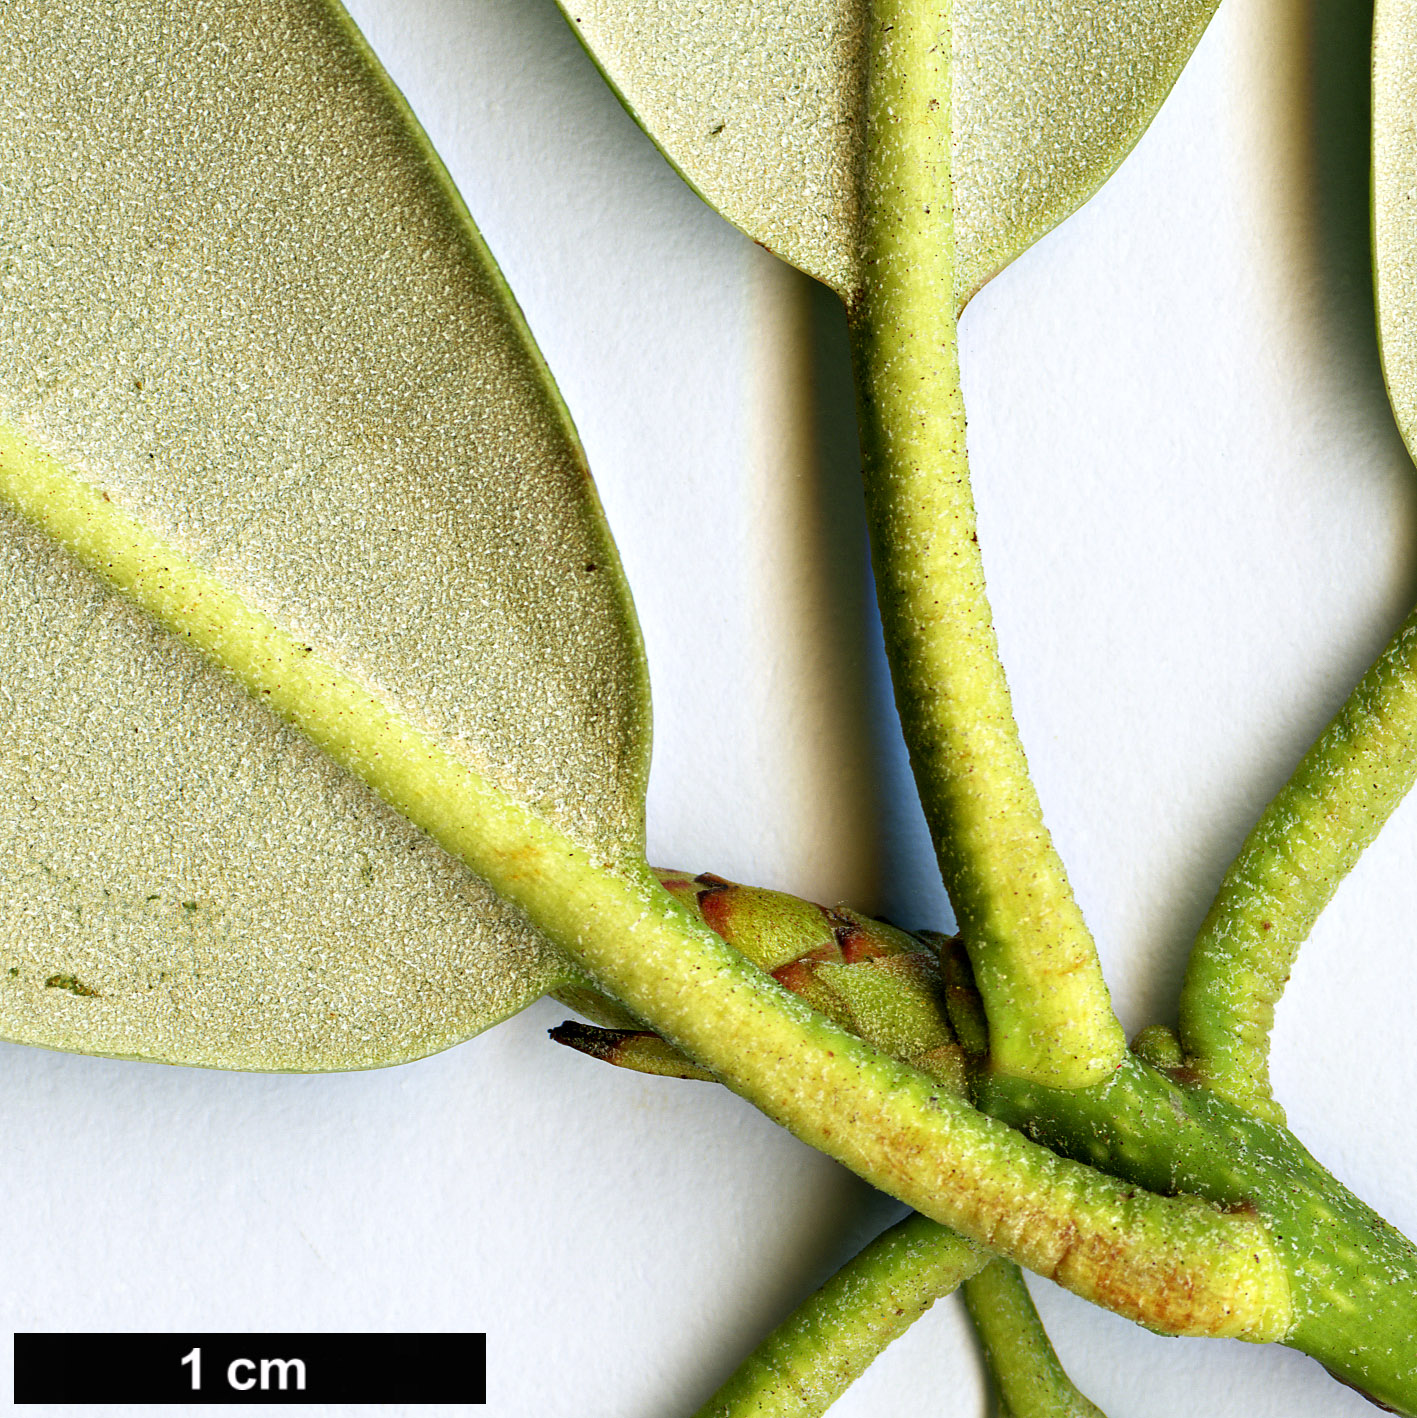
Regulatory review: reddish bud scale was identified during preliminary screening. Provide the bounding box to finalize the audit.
[554,870,967,1095]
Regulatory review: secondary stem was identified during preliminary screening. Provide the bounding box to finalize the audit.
[693,1212,986,1418]
[848,0,1125,1089]
[962,1260,1106,1418]
[1178,607,1417,1123]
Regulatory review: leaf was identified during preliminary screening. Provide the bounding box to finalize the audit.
[0,0,649,1068]
[557,0,1220,305]
[1376,0,1417,457]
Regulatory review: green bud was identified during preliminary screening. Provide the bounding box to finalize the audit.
[555,870,964,1095]
[1131,1024,1185,1073]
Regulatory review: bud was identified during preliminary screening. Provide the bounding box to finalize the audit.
[548,1021,716,1081]
[1130,1023,1185,1074]
[553,870,967,1097]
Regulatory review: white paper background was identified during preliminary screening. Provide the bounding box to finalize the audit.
[4,0,1415,1414]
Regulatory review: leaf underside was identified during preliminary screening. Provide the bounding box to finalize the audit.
[558,0,1219,306]
[1376,0,1417,460]
[0,0,649,1068]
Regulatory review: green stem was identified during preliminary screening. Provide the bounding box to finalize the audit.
[962,1261,1106,1418]
[1178,608,1417,1123]
[0,420,1290,1344]
[694,1212,986,1418]
[977,1055,1417,1413]
[848,0,1125,1089]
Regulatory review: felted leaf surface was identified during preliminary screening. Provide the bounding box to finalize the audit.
[557,0,1219,305]
[1376,0,1417,457]
[0,0,647,1068]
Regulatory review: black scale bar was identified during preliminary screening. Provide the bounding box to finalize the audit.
[14,1333,486,1404]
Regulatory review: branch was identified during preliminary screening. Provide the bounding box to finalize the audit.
[694,1212,985,1418]
[849,0,1125,1088]
[1178,609,1417,1122]
[963,1260,1106,1418]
